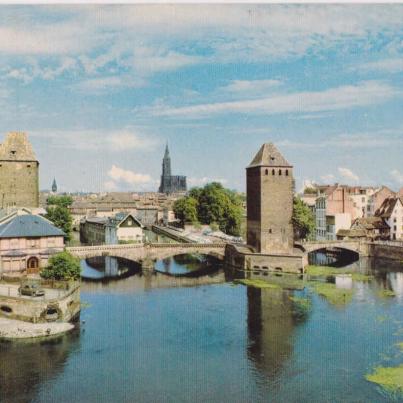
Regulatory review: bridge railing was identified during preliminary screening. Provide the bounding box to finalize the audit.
[147,242,226,248]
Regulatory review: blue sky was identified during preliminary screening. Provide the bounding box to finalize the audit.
[0,4,402,193]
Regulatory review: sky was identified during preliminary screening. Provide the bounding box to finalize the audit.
[0,4,402,193]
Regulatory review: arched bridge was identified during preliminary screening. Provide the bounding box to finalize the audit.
[299,240,367,255]
[66,242,227,268]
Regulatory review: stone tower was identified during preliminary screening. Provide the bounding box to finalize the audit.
[0,132,39,208]
[246,143,293,254]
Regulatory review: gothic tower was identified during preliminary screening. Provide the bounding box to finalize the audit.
[158,143,187,194]
[246,143,294,254]
[162,143,171,177]
[0,132,39,209]
[51,178,58,193]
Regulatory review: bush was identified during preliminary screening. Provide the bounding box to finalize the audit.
[41,251,81,281]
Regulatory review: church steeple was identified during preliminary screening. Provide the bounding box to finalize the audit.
[162,142,171,177]
[51,178,57,193]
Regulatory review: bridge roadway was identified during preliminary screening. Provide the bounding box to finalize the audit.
[67,242,227,268]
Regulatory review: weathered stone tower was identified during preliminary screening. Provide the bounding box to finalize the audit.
[246,143,293,254]
[0,132,39,208]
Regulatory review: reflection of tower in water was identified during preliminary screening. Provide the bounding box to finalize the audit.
[105,256,119,277]
[247,287,301,379]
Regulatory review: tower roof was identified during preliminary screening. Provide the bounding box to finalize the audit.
[0,132,37,161]
[164,143,170,159]
[247,143,292,168]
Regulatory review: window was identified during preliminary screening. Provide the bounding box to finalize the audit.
[279,169,282,176]
[272,169,275,175]
[265,169,268,175]
[285,170,289,176]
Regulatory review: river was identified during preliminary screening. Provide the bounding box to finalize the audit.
[0,254,402,403]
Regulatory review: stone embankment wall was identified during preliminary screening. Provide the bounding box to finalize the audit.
[225,244,304,274]
[368,243,403,261]
[0,283,80,323]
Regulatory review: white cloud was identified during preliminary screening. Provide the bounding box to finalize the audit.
[220,79,282,94]
[188,177,228,187]
[147,81,397,118]
[357,58,403,74]
[338,167,359,183]
[391,169,403,185]
[73,76,145,93]
[107,165,153,186]
[30,129,159,152]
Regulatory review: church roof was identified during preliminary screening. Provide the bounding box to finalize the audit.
[247,143,292,168]
[0,132,37,161]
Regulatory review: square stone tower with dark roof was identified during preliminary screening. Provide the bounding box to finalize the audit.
[246,143,294,254]
[0,132,39,208]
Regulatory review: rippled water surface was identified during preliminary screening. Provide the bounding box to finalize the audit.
[1,255,402,403]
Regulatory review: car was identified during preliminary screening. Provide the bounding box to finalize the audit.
[18,283,45,297]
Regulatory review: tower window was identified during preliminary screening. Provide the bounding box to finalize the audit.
[286,170,289,176]
[272,169,275,175]
[279,169,282,175]
[265,169,268,175]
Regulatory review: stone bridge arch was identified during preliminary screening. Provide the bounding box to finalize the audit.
[67,243,227,269]
[299,241,362,255]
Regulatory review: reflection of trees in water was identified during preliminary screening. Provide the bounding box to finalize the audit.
[0,331,80,403]
[247,287,308,381]
[157,254,222,277]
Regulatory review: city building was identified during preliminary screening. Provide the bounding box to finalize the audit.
[158,144,187,194]
[80,212,143,245]
[375,197,403,240]
[339,217,390,241]
[315,186,353,240]
[0,209,65,275]
[0,132,39,209]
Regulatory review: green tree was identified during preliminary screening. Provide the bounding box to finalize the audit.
[47,195,73,208]
[293,197,316,240]
[40,251,81,281]
[175,182,244,236]
[46,205,72,241]
[173,196,199,225]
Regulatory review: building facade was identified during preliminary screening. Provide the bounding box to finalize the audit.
[375,197,403,240]
[80,213,143,245]
[158,144,187,194]
[0,132,39,208]
[0,210,65,275]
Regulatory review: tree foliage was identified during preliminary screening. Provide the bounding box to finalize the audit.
[40,251,81,281]
[293,197,316,240]
[47,195,73,208]
[173,196,199,224]
[174,182,243,236]
[46,205,72,241]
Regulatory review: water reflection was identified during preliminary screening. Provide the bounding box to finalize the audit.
[154,254,222,277]
[309,249,359,267]
[247,287,301,380]
[81,256,141,280]
[0,331,80,403]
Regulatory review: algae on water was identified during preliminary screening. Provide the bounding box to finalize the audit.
[234,279,280,289]
[289,296,312,318]
[378,289,396,298]
[365,365,403,395]
[305,265,372,281]
[310,282,354,305]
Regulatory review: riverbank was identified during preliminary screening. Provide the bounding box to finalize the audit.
[0,317,74,340]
